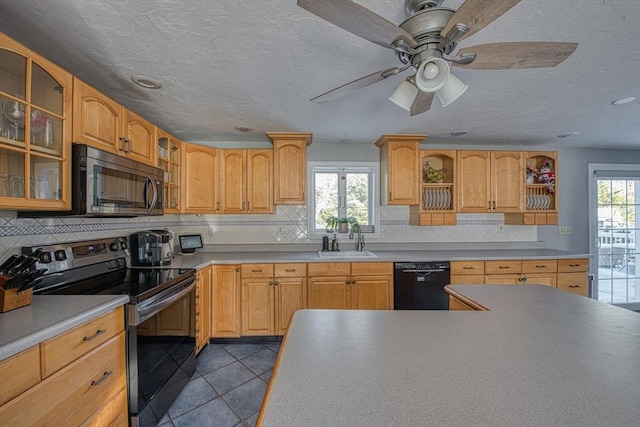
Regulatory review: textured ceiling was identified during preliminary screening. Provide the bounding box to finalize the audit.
[0,0,639,149]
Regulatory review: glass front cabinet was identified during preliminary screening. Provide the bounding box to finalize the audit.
[0,33,71,209]
[409,150,457,226]
[157,129,181,213]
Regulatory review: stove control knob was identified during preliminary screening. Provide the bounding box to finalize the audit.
[110,242,120,251]
[120,241,128,250]
[54,250,67,261]
[39,252,53,263]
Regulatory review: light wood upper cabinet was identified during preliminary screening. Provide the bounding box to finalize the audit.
[268,132,312,204]
[219,149,273,214]
[0,33,72,210]
[457,151,523,213]
[212,265,242,338]
[73,78,122,152]
[157,129,181,212]
[73,77,155,165]
[376,134,423,205]
[181,142,218,213]
[410,150,457,226]
[123,109,155,164]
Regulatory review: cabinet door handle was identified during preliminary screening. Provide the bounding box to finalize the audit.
[91,370,113,386]
[118,137,126,151]
[247,201,250,211]
[83,329,106,342]
[274,281,279,286]
[492,201,496,210]
[488,201,491,210]
[235,267,240,272]
[269,281,274,286]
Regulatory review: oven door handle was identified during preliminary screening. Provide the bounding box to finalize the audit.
[134,279,195,325]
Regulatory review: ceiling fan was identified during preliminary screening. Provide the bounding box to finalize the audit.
[297,0,578,116]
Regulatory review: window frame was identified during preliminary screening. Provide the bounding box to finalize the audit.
[307,161,380,238]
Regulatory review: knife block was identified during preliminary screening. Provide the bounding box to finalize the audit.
[0,275,33,313]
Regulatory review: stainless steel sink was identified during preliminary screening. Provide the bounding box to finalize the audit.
[317,250,377,259]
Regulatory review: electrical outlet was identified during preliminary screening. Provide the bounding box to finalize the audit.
[558,226,574,235]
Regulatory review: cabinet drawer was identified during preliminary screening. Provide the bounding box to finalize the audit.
[80,385,128,427]
[308,262,351,277]
[450,274,485,285]
[522,260,557,274]
[40,307,124,378]
[451,261,485,275]
[485,260,522,275]
[350,262,393,276]
[558,258,589,272]
[241,264,274,278]
[0,345,40,406]
[275,263,307,277]
[557,272,589,297]
[0,332,126,427]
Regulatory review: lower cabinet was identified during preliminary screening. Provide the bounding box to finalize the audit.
[0,307,127,426]
[241,263,307,336]
[212,264,242,338]
[196,266,212,354]
[307,262,393,310]
[452,258,588,296]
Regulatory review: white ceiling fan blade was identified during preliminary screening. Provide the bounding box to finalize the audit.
[310,66,405,103]
[442,0,520,42]
[297,0,416,49]
[410,91,434,116]
[452,42,578,69]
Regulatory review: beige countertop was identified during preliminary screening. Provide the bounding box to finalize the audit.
[257,286,639,426]
[0,295,129,360]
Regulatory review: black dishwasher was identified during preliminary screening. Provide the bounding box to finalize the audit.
[394,262,451,310]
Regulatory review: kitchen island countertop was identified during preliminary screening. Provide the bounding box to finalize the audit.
[257,285,639,426]
[0,295,129,360]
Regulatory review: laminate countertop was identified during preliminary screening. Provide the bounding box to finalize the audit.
[0,295,129,360]
[170,248,590,270]
[257,285,639,427]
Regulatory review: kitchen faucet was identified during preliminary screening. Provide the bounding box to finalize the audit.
[349,224,365,252]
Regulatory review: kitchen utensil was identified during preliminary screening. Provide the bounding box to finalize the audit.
[17,277,43,293]
[0,254,19,274]
[4,255,27,275]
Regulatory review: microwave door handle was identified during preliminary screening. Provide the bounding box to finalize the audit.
[147,176,159,211]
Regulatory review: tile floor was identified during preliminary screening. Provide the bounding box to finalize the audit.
[157,342,280,427]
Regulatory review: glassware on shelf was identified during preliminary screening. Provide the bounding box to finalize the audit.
[3,100,25,141]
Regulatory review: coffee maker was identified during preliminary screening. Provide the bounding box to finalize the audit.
[129,229,174,266]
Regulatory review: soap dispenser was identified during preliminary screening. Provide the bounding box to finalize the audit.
[331,234,339,251]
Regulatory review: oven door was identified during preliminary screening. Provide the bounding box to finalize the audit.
[128,278,196,427]
[86,155,163,216]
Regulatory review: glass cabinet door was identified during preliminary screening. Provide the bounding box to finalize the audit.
[158,133,181,211]
[0,34,71,207]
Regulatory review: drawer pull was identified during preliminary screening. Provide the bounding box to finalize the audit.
[83,329,106,342]
[91,370,113,386]
[252,269,263,273]
[285,269,296,272]
[463,266,475,270]
[498,266,510,269]
[535,265,547,268]
[569,264,581,267]
[569,285,581,288]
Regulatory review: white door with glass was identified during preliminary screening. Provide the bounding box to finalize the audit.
[589,164,639,310]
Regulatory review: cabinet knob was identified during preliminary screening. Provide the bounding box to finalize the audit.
[274,281,279,286]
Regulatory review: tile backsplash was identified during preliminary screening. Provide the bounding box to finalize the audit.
[0,206,536,259]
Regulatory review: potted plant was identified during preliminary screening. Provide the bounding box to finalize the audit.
[326,216,359,233]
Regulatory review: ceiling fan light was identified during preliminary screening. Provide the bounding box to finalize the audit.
[415,58,449,93]
[388,79,419,111]
[436,73,468,107]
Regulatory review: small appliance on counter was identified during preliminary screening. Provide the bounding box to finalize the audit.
[178,234,203,254]
[130,229,174,266]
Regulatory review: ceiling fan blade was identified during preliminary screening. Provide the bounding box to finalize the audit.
[310,66,405,103]
[442,0,520,42]
[297,0,416,49]
[452,42,578,69]
[410,91,434,116]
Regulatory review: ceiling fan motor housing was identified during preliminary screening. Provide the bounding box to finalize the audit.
[405,0,445,15]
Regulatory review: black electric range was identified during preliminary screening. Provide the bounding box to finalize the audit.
[23,237,197,427]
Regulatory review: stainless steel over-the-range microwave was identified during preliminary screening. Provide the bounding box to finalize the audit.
[20,143,164,217]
